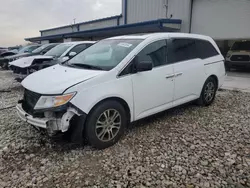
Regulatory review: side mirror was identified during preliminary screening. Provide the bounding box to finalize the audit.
[61,56,69,62]
[135,58,153,72]
[69,52,77,57]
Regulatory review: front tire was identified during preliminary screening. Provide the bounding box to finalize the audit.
[85,100,127,149]
[197,77,217,106]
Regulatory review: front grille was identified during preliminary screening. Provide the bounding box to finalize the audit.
[11,65,27,74]
[230,55,250,62]
[22,89,41,115]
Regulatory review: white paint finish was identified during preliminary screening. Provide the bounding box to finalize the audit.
[9,55,53,67]
[41,40,50,45]
[173,59,206,106]
[126,0,166,24]
[191,0,250,39]
[22,64,105,95]
[131,65,174,120]
[67,75,135,121]
[79,18,117,31]
[21,33,225,124]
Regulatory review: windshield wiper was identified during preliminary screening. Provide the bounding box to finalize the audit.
[70,63,103,70]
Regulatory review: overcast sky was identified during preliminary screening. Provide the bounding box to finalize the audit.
[0,0,121,47]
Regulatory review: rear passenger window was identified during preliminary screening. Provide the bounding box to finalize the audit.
[168,38,219,63]
[168,39,197,63]
[136,40,167,67]
[196,40,219,59]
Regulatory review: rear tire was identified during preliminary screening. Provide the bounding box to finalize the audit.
[197,77,217,106]
[85,100,127,149]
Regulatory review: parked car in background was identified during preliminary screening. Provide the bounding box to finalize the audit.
[9,41,95,81]
[7,43,58,62]
[1,46,22,57]
[225,40,250,71]
[16,33,225,149]
[0,47,8,55]
[7,46,22,54]
[0,44,41,69]
[0,50,18,58]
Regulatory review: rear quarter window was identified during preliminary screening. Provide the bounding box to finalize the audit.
[195,40,219,59]
[168,38,219,64]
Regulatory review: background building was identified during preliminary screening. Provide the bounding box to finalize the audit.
[26,0,250,54]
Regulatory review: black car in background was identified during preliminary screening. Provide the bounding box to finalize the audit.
[0,44,41,69]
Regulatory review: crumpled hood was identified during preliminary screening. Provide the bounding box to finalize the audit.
[9,55,54,68]
[22,64,105,94]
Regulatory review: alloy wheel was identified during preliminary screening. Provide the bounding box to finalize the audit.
[95,109,121,142]
[204,82,215,103]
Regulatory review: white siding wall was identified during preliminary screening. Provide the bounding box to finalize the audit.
[126,0,166,24]
[79,19,117,31]
[167,0,191,33]
[41,18,118,37]
[64,38,86,42]
[126,0,191,32]
[191,0,250,40]
[41,26,77,37]
[41,40,50,44]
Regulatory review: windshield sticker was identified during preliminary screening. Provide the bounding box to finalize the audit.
[118,43,133,48]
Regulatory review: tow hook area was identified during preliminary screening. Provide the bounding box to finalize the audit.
[45,107,81,136]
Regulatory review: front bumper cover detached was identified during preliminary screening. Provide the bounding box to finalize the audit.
[16,103,84,134]
[17,104,50,129]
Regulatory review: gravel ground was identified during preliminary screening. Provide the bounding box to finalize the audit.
[0,70,249,188]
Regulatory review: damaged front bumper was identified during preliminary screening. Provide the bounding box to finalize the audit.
[16,103,83,134]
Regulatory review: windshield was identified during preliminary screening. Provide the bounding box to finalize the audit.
[44,43,73,57]
[18,45,39,54]
[32,44,51,53]
[231,41,250,51]
[67,39,142,71]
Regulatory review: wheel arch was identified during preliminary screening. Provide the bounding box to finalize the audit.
[208,74,219,90]
[88,97,132,124]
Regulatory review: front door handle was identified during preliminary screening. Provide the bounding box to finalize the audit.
[166,74,175,79]
[175,72,183,77]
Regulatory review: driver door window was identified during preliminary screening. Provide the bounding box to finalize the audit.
[137,40,167,67]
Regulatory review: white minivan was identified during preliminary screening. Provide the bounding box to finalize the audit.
[17,33,225,149]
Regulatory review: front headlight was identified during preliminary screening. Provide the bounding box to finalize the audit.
[226,53,231,58]
[34,92,76,110]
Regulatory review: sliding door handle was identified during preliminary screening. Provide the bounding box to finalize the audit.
[166,74,175,79]
[175,72,183,77]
